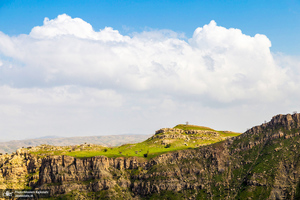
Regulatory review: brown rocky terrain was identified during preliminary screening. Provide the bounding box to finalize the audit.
[1,113,300,199]
[153,127,227,141]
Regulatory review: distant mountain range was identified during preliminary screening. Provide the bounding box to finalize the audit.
[0,134,151,154]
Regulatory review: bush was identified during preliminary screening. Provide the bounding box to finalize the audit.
[165,144,171,148]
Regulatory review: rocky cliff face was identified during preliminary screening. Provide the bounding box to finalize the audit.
[1,113,300,199]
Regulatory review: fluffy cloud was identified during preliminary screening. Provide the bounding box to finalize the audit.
[30,14,129,42]
[0,15,287,102]
[0,14,298,140]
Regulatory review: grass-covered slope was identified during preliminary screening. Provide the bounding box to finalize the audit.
[27,124,241,159]
[174,124,241,137]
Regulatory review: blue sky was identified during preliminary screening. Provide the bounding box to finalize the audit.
[0,0,300,141]
[1,0,299,54]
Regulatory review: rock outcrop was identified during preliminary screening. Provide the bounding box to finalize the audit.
[155,128,220,136]
[153,127,223,142]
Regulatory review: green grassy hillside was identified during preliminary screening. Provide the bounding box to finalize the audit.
[174,124,241,137]
[28,124,241,159]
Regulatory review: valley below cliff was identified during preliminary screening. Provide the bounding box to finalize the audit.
[1,113,300,199]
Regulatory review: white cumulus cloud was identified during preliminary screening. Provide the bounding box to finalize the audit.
[0,14,298,140]
[30,14,129,42]
[0,15,287,102]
